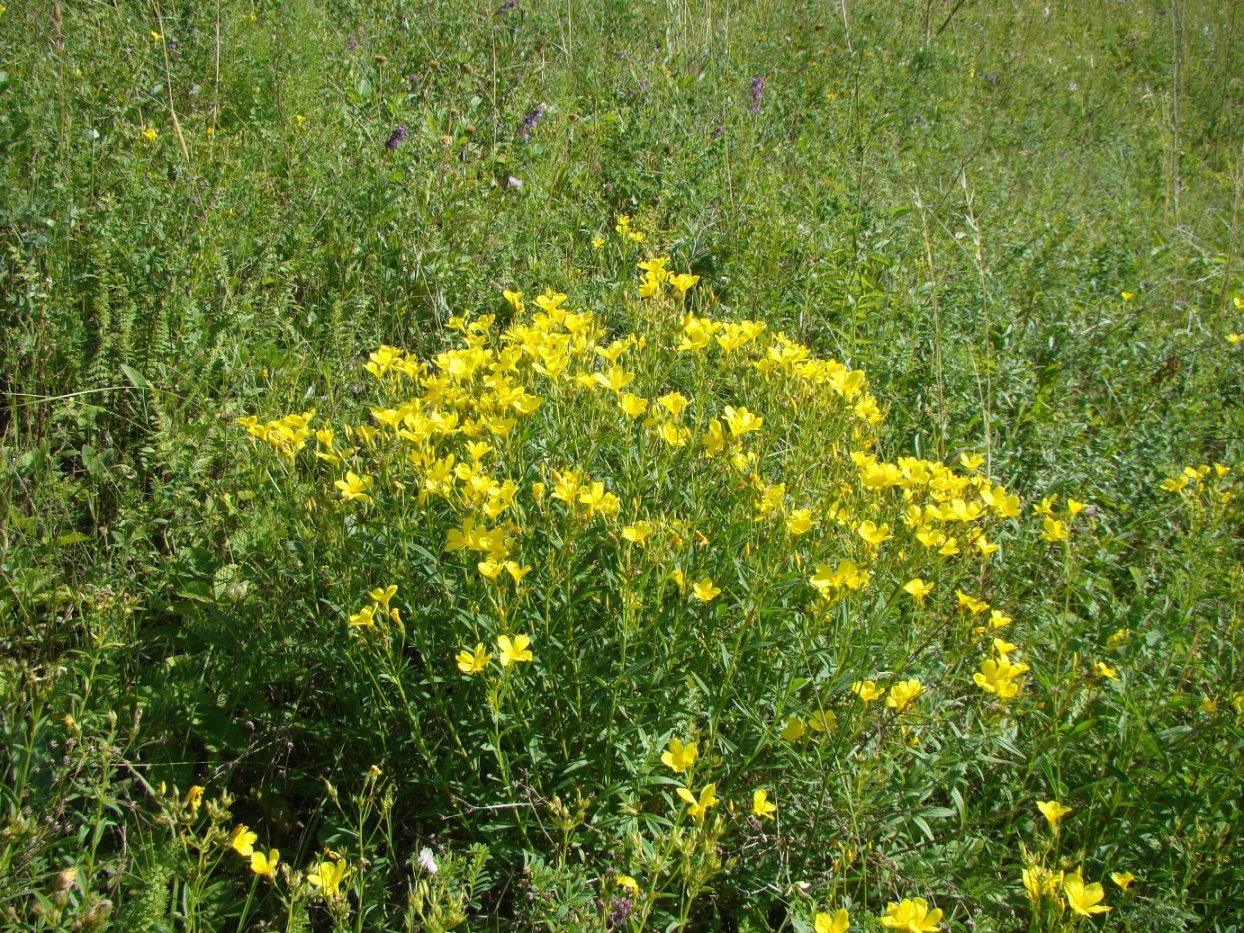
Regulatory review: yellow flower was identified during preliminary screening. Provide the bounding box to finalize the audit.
[814,909,850,933]
[661,738,698,773]
[676,783,719,820]
[992,637,1018,658]
[852,680,884,703]
[1037,799,1072,831]
[856,520,892,547]
[808,709,837,733]
[579,481,622,516]
[658,421,691,447]
[504,561,531,584]
[307,858,350,898]
[348,604,376,628]
[1160,474,1190,493]
[973,656,1028,700]
[886,679,925,713]
[723,405,763,436]
[779,715,806,741]
[142,126,159,142]
[1230,332,1244,345]
[959,452,984,472]
[1120,290,1135,301]
[185,785,205,814]
[368,585,397,609]
[670,273,701,296]
[1040,516,1068,542]
[456,642,491,674]
[592,236,606,250]
[497,634,533,667]
[956,590,989,614]
[657,391,690,417]
[616,875,639,894]
[1063,870,1110,917]
[1110,871,1134,891]
[787,508,817,536]
[880,897,943,932]
[228,824,258,858]
[502,288,525,313]
[974,534,999,556]
[691,578,721,602]
[989,609,1012,629]
[751,788,777,820]
[250,848,280,878]
[618,392,649,417]
[1067,498,1087,517]
[903,578,933,603]
[1094,660,1119,680]
[335,470,375,504]
[622,521,654,544]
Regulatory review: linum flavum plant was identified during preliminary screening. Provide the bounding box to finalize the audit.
[228,246,1212,930]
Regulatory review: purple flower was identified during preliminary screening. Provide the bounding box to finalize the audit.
[518,104,544,141]
[749,75,765,114]
[496,0,518,12]
[385,124,408,149]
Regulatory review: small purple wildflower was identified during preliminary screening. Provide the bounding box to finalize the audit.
[385,124,408,149]
[749,76,765,114]
[496,0,518,12]
[607,894,634,928]
[711,124,724,138]
[346,33,359,52]
[518,104,544,142]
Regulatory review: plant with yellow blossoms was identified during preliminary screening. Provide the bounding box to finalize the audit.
[1037,799,1072,832]
[814,909,850,933]
[751,789,777,820]
[661,738,698,773]
[307,858,350,899]
[1063,870,1110,917]
[880,897,942,932]
[886,679,925,713]
[677,783,719,820]
[497,634,532,667]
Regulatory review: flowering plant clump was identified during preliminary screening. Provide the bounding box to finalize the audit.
[228,241,1149,926]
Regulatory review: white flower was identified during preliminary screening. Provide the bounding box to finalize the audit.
[418,847,438,875]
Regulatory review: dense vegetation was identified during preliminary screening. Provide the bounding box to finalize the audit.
[2,0,1242,929]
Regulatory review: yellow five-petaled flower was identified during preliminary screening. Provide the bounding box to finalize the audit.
[1063,870,1110,917]
[691,578,721,602]
[886,679,925,713]
[228,824,257,858]
[677,783,719,820]
[497,634,533,667]
[814,909,850,933]
[307,858,350,898]
[880,897,942,932]
[250,848,280,878]
[661,738,698,773]
[456,642,491,674]
[751,789,777,820]
[1037,799,1072,832]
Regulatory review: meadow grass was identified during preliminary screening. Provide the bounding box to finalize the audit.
[1,0,1242,930]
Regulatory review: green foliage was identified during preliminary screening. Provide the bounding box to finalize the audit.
[1,0,1242,929]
